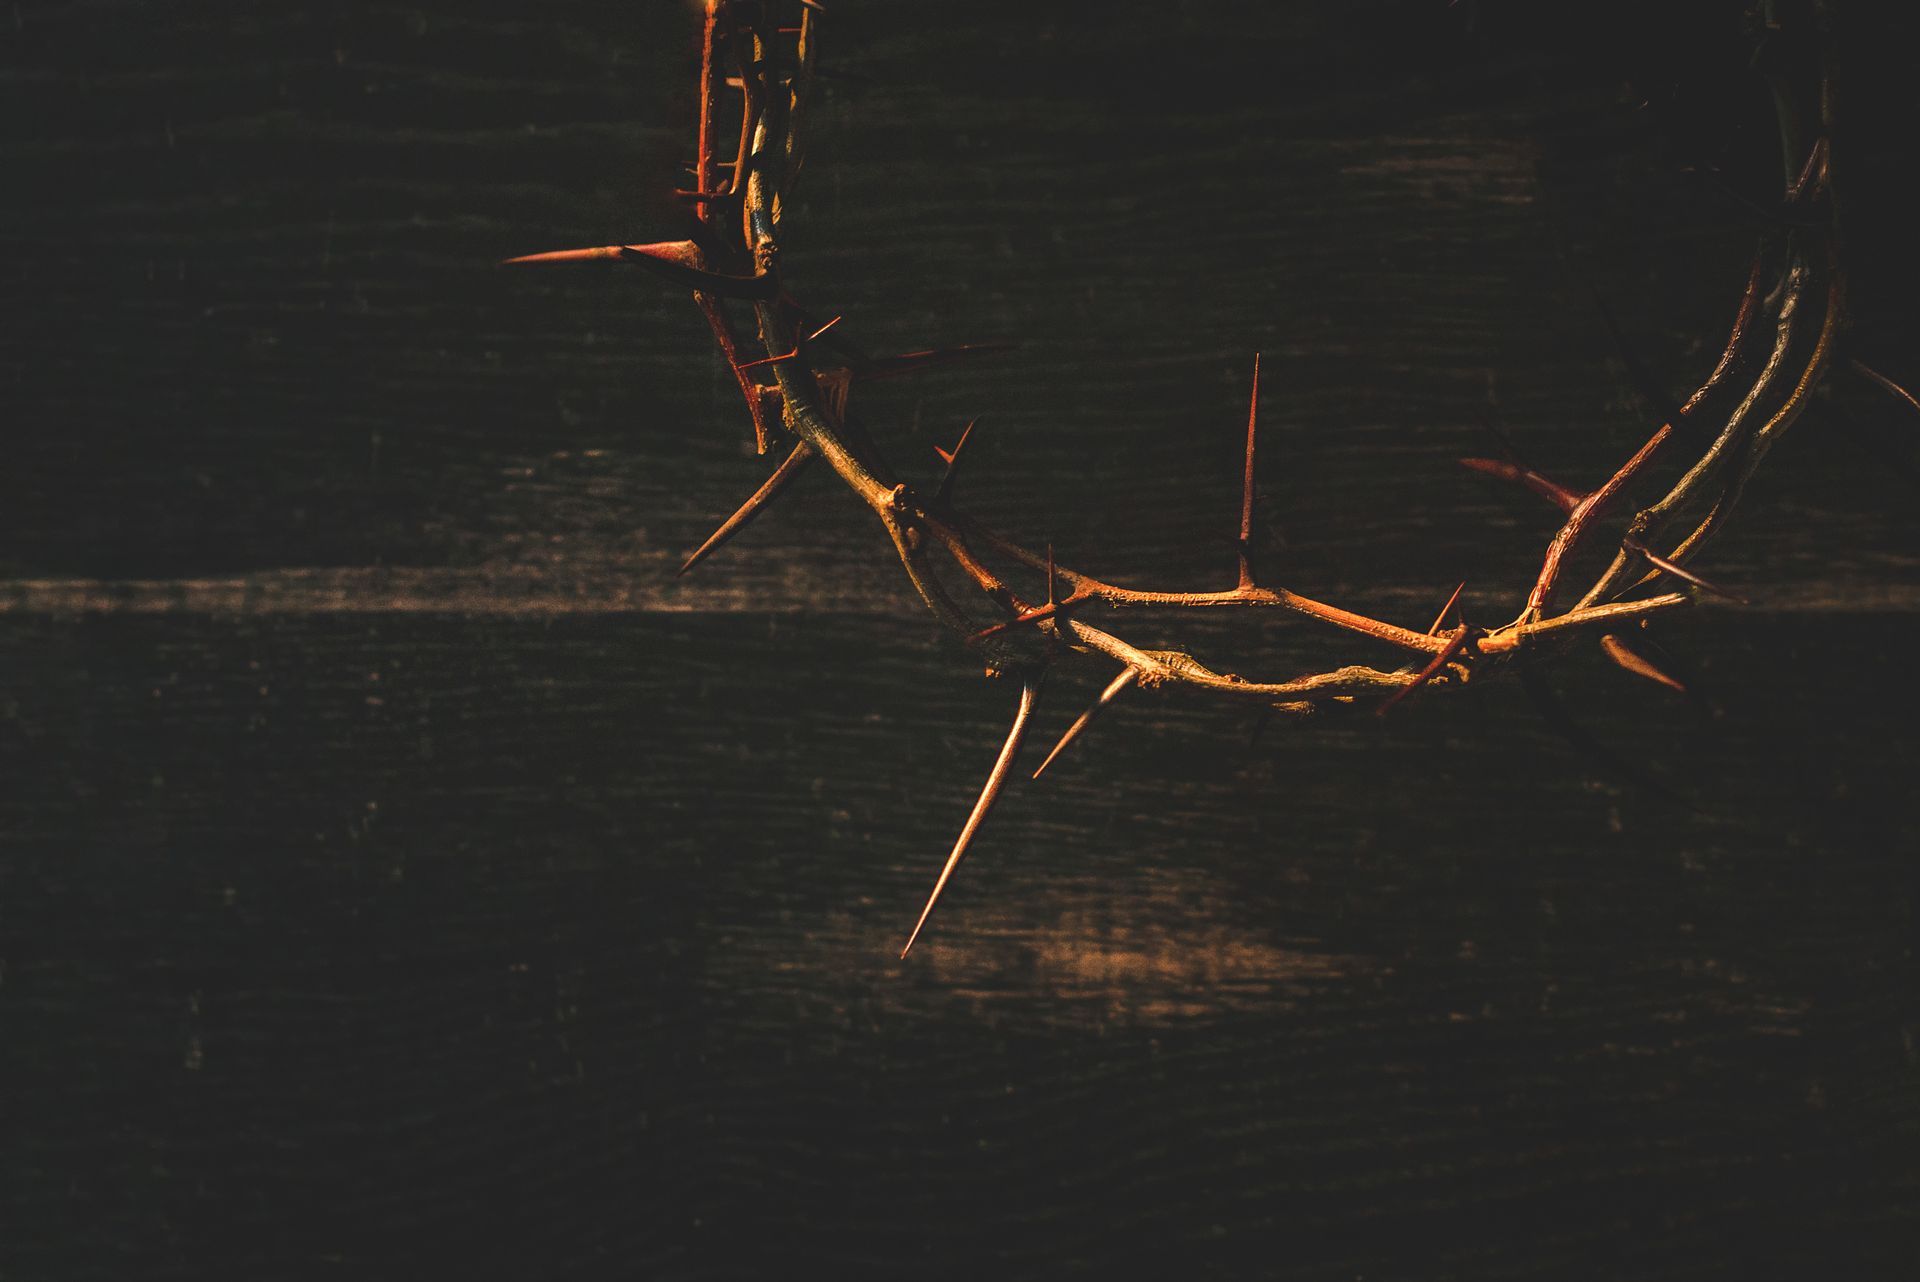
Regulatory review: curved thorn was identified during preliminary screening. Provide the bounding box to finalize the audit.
[1849,358,1920,424]
[901,680,1039,957]
[1032,668,1139,780]
[1622,536,1747,604]
[1599,633,1687,694]
[1427,581,1467,636]
[676,440,817,578]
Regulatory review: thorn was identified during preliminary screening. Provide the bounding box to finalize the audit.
[1787,136,1830,205]
[781,295,871,363]
[1599,633,1687,694]
[1621,536,1747,604]
[733,347,799,373]
[501,245,628,266]
[503,240,777,299]
[1427,581,1467,635]
[676,439,817,577]
[1237,353,1261,590]
[619,241,778,299]
[1850,359,1920,424]
[1376,626,1474,717]
[1032,668,1138,780]
[1457,458,1585,515]
[901,679,1038,957]
[933,419,977,505]
[966,590,1089,645]
[1046,542,1056,608]
[732,317,841,373]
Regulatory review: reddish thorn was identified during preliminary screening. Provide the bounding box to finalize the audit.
[1621,537,1747,604]
[1426,581,1467,636]
[1850,359,1920,423]
[732,349,797,373]
[1046,542,1056,608]
[933,418,977,505]
[615,240,774,299]
[1376,627,1474,717]
[503,240,771,298]
[1457,457,1586,515]
[804,315,843,343]
[676,440,817,578]
[1032,668,1138,780]
[501,245,628,266]
[901,679,1038,958]
[1599,633,1687,694]
[966,590,1091,645]
[1238,353,1262,590]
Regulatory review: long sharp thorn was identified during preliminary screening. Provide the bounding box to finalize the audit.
[1457,458,1585,514]
[1849,359,1920,424]
[933,419,977,505]
[1032,668,1138,780]
[1046,542,1056,608]
[1622,537,1747,604]
[901,680,1039,957]
[1427,581,1467,635]
[1376,627,1473,717]
[1238,353,1261,590]
[616,241,774,298]
[966,591,1089,645]
[1599,633,1688,694]
[501,245,628,265]
[502,240,777,299]
[676,440,817,578]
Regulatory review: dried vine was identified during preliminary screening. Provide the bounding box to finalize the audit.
[508,2,1900,955]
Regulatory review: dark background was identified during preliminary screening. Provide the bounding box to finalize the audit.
[4,2,1918,1277]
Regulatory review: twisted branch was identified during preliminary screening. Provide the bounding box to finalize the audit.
[508,1,1849,953]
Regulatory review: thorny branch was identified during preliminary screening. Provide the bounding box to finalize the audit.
[509,1,1859,955]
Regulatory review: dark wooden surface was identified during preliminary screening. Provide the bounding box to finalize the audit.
[4,3,1919,1278]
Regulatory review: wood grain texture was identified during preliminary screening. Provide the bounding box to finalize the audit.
[4,2,1919,1278]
